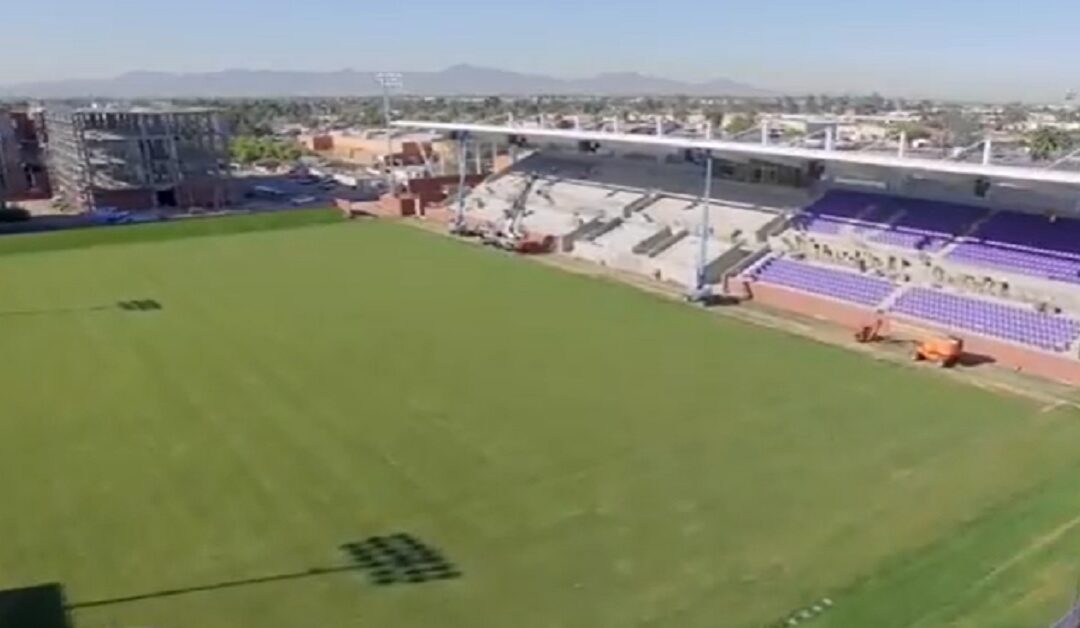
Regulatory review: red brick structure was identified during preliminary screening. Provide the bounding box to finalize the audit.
[400,174,486,208]
[744,280,1080,387]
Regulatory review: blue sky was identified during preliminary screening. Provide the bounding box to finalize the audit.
[4,0,1079,100]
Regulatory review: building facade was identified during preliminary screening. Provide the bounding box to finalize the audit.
[45,106,231,211]
[0,109,51,201]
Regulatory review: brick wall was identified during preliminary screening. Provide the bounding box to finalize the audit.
[178,181,231,207]
[402,174,486,211]
[746,280,1080,387]
[890,315,1080,386]
[91,189,155,211]
[747,281,881,330]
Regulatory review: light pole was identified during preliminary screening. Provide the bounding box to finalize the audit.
[691,122,714,303]
[375,71,403,191]
[451,131,470,234]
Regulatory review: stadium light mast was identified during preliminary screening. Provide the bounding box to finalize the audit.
[451,131,470,234]
[375,71,404,190]
[689,122,715,303]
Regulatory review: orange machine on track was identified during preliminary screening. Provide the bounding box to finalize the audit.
[854,318,964,368]
[912,335,964,367]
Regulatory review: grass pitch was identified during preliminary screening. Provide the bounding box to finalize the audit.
[1,214,1080,628]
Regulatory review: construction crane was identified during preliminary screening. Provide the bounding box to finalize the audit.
[482,173,538,250]
[449,131,474,235]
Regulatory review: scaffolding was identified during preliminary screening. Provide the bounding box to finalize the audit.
[44,105,231,211]
[0,112,13,207]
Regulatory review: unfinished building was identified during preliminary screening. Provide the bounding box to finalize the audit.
[45,106,230,211]
[0,109,51,201]
[0,114,14,207]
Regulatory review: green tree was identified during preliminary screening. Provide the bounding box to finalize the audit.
[705,109,726,133]
[229,136,303,165]
[725,113,758,136]
[939,110,982,147]
[1027,127,1073,161]
[889,122,933,142]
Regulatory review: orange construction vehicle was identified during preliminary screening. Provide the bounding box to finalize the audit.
[912,335,964,367]
[854,318,965,368]
[854,319,886,343]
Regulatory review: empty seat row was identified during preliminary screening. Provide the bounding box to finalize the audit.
[749,257,896,307]
[891,287,1080,353]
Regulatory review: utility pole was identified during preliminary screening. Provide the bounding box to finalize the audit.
[375,71,404,192]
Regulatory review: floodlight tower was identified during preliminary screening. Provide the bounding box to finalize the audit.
[375,71,404,190]
[450,131,471,234]
[688,122,715,304]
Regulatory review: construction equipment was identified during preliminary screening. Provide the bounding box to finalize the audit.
[912,335,964,367]
[854,318,886,343]
[853,318,964,367]
[481,174,546,253]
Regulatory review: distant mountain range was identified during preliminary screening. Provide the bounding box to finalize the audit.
[0,64,772,99]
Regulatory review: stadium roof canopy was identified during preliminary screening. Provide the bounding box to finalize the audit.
[393,120,1080,189]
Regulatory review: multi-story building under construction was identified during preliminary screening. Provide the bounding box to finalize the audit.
[0,108,51,202]
[45,106,231,211]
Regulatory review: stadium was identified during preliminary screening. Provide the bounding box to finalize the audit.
[5,116,1080,628]
[396,117,1080,386]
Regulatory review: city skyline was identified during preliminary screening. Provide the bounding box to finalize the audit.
[4,0,1080,101]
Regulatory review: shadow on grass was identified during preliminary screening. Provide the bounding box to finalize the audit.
[342,533,462,586]
[0,584,72,628]
[957,352,997,368]
[0,305,113,318]
[65,533,459,612]
[68,565,358,610]
[0,299,163,319]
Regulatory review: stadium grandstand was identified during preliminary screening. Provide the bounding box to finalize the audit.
[395,118,1080,387]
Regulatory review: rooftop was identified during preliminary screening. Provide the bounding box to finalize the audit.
[393,120,1080,188]
[64,104,220,116]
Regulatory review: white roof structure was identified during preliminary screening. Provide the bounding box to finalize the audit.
[393,120,1080,188]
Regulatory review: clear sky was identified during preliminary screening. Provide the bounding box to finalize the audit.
[4,0,1079,101]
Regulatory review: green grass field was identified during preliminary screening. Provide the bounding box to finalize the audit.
[2,213,1080,628]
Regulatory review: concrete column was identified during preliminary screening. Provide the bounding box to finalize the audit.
[573,115,581,130]
[656,117,664,136]
[705,121,713,141]
[475,144,482,174]
[491,142,498,169]
[982,137,993,165]
[613,117,620,133]
[889,173,907,195]
[824,127,835,151]
[898,130,907,158]
[760,120,769,145]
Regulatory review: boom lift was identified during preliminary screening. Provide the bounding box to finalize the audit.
[854,318,965,367]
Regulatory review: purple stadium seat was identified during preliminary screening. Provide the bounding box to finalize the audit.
[891,287,1080,353]
[865,198,985,252]
[794,191,985,252]
[792,190,883,235]
[948,212,1080,283]
[749,256,896,308]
